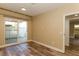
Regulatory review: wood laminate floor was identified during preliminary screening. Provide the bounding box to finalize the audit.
[0,41,79,56]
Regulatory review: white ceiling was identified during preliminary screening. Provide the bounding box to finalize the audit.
[0,3,65,16]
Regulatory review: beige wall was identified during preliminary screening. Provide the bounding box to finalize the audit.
[0,9,32,46]
[0,15,5,45]
[32,4,79,52]
[27,19,32,40]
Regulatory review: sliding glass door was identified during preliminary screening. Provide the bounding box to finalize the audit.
[5,17,28,44]
[5,21,18,44]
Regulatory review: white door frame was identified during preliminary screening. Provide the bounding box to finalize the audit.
[63,11,79,52]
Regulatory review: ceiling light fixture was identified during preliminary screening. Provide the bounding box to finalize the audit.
[74,14,78,16]
[21,8,26,11]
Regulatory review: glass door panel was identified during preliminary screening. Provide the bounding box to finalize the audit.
[18,21,27,43]
[5,21,17,44]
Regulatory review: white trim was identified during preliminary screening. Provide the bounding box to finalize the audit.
[63,15,70,52]
[63,16,70,47]
[65,11,79,16]
[0,43,18,48]
[31,40,64,53]
[27,40,32,42]
[63,15,65,53]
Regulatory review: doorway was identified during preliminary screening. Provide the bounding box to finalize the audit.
[65,13,79,51]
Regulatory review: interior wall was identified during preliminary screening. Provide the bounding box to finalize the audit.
[32,4,79,52]
[0,15,5,45]
[70,23,74,38]
[27,19,32,40]
[70,22,79,39]
[74,24,79,36]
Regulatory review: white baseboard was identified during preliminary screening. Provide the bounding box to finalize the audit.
[27,40,33,42]
[31,40,64,53]
[0,40,65,53]
[0,41,29,48]
[0,43,18,48]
